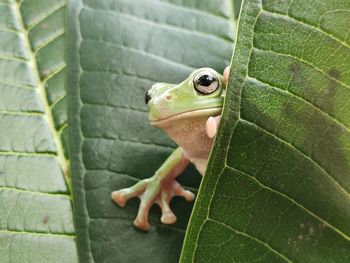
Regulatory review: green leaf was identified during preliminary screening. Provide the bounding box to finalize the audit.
[67,0,234,262]
[181,0,350,262]
[232,0,242,20]
[0,0,77,261]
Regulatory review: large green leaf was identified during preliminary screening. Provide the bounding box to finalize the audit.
[0,0,77,261]
[67,0,234,262]
[181,0,350,262]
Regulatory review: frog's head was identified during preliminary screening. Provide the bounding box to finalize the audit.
[145,68,225,127]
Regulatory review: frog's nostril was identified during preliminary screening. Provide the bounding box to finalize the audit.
[145,91,152,104]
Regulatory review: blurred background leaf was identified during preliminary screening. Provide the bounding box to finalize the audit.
[0,0,76,262]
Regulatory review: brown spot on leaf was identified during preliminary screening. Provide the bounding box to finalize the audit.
[328,68,340,80]
[42,215,49,224]
[41,23,49,30]
[288,62,308,90]
[282,101,295,116]
[288,62,301,74]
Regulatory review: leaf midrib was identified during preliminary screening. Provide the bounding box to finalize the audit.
[10,1,71,193]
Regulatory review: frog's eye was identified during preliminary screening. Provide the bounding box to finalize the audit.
[193,72,219,94]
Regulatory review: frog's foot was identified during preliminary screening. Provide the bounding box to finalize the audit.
[111,178,195,231]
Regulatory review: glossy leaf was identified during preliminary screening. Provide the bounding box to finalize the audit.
[67,0,234,262]
[181,0,350,262]
[0,0,76,262]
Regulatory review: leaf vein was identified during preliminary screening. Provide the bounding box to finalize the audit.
[206,218,293,263]
[34,30,64,53]
[84,136,175,150]
[82,5,233,44]
[252,47,350,90]
[246,76,350,132]
[149,0,230,20]
[225,166,350,242]
[262,9,350,49]
[0,229,75,238]
[0,186,70,198]
[89,216,186,233]
[0,55,28,63]
[0,150,56,157]
[83,39,195,72]
[240,118,350,198]
[0,80,35,89]
[26,3,65,31]
[0,110,44,116]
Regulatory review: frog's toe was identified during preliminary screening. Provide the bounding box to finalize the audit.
[157,191,177,224]
[111,190,129,207]
[133,197,154,231]
[111,180,150,207]
[133,216,151,231]
[182,190,195,201]
[172,180,195,201]
[161,211,177,224]
[111,188,142,207]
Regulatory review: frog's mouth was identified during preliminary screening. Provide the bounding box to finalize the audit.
[150,107,222,127]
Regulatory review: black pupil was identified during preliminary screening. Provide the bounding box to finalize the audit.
[197,74,214,86]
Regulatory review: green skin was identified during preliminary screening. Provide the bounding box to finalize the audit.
[148,68,224,123]
[111,67,227,231]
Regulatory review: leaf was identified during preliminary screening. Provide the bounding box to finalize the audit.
[181,0,350,262]
[67,0,234,262]
[0,0,77,261]
[233,0,242,20]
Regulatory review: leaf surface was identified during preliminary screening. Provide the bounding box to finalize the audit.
[0,0,76,262]
[67,0,234,262]
[181,0,350,262]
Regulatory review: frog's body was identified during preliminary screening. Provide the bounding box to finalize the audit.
[112,67,229,230]
[152,109,220,175]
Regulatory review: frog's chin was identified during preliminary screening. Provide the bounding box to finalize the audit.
[150,107,222,127]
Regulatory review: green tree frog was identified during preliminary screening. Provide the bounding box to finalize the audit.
[111,67,229,231]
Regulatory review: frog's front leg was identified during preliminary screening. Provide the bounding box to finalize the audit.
[111,147,195,231]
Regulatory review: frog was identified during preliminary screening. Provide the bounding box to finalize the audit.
[111,66,230,231]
